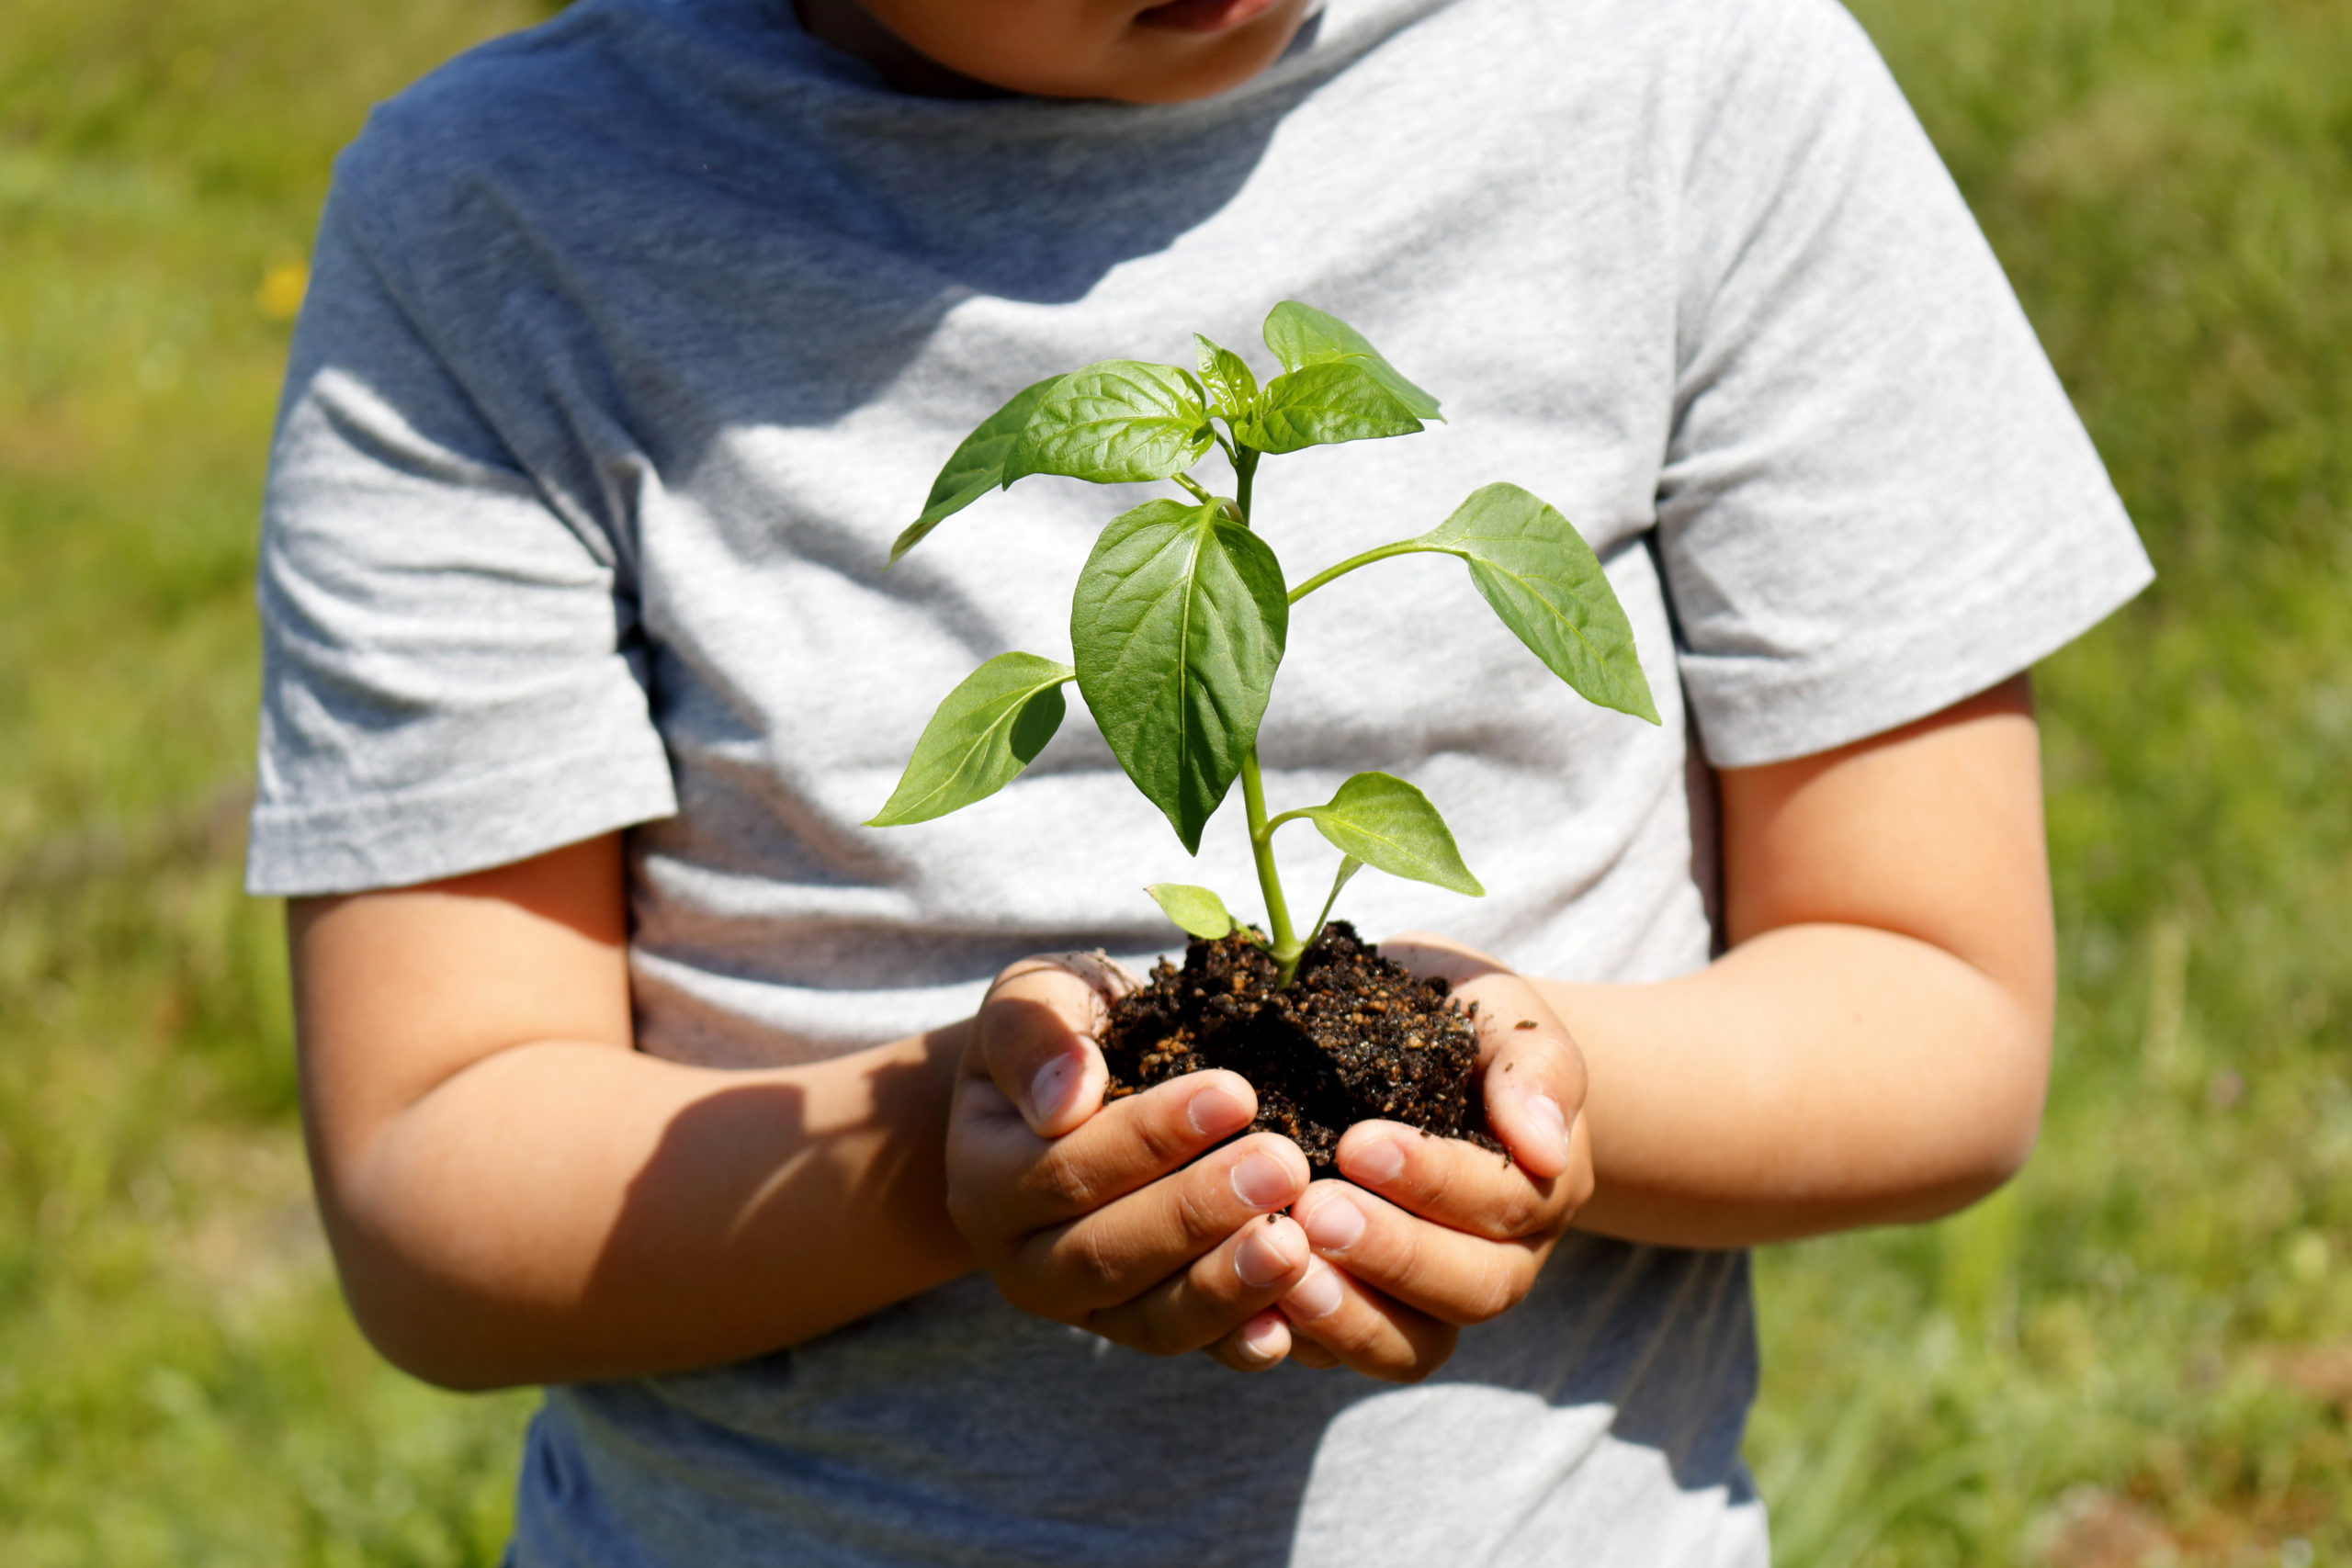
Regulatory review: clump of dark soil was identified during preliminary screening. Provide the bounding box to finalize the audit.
[1099,922,1503,1174]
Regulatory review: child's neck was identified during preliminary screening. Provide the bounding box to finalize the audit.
[792,0,1012,99]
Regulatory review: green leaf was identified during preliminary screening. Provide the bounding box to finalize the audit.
[1261,300,1443,422]
[1306,854,1365,942]
[1240,361,1425,454]
[1299,773,1483,897]
[1193,333,1260,415]
[1002,360,1215,486]
[888,378,1062,565]
[1069,499,1289,853]
[1147,883,1238,940]
[1409,482,1659,724]
[866,652,1076,826]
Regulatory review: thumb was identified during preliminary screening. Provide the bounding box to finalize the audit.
[1383,933,1584,1179]
[1480,1015,1586,1181]
[971,952,1134,1138]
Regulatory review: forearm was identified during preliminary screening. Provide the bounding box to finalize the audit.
[1539,921,2049,1248]
[320,1025,975,1390]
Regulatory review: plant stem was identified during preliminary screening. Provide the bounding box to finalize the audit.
[1240,748,1302,980]
[1286,538,1424,604]
[1172,471,1216,506]
[1234,446,1260,524]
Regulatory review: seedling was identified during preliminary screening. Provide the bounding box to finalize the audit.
[871,302,1657,986]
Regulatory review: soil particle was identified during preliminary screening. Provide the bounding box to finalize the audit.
[1099,921,1505,1174]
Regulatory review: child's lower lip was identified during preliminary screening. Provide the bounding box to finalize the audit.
[1135,0,1284,34]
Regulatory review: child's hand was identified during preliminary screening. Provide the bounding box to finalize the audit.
[1273,935,1593,1382]
[944,953,1317,1371]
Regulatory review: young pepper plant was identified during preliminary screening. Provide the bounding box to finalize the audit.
[869,301,1658,985]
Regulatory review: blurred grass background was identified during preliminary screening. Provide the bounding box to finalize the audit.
[0,0,2344,1562]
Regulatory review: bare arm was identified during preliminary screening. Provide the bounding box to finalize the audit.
[293,835,1313,1390]
[1543,673,2054,1247]
[295,677,2050,1387]
[1265,676,2054,1381]
[289,835,975,1390]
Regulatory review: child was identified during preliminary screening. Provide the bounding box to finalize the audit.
[250,0,2153,1562]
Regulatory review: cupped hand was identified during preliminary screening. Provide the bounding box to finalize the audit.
[944,952,1317,1371]
[1274,933,1593,1382]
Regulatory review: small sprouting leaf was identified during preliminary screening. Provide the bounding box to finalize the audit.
[1193,333,1260,415]
[1147,883,1238,940]
[1306,854,1365,942]
[866,652,1075,827]
[1070,498,1289,853]
[1003,361,1215,486]
[1299,773,1483,896]
[1410,482,1659,723]
[889,377,1061,564]
[1240,361,1424,454]
[1261,300,1442,422]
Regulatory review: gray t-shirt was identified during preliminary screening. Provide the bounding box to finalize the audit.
[249,0,2152,1562]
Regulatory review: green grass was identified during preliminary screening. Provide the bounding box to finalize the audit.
[1752,2,2352,1562]
[1,0,2346,1562]
[0,4,556,1562]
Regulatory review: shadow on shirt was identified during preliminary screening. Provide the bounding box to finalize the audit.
[528,1065,1760,1564]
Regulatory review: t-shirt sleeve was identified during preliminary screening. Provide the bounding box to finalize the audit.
[245,186,677,897]
[1656,0,2153,769]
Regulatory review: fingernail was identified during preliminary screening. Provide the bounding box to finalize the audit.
[1347,1135,1405,1186]
[1027,1055,1080,1127]
[1302,1192,1365,1253]
[1235,1227,1295,1288]
[1231,1151,1297,1210]
[1240,1313,1286,1359]
[1287,1260,1344,1320]
[1188,1082,1251,1138]
[1525,1092,1570,1158]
